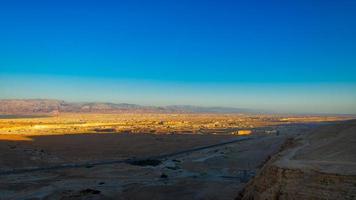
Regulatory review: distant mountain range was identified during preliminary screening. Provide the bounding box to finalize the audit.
[0,99,255,114]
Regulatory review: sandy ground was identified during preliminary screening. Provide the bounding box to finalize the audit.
[0,134,236,170]
[0,136,286,200]
[0,122,333,200]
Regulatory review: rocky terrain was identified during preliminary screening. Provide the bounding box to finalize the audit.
[238,120,356,200]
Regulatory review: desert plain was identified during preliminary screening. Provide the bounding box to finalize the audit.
[0,113,354,199]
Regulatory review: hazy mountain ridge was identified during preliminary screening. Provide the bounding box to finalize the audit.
[0,99,253,114]
[165,105,253,113]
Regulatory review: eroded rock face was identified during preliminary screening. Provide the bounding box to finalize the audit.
[238,120,356,200]
[238,165,356,200]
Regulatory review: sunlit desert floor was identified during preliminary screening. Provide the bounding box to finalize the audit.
[0,114,352,199]
[0,113,348,136]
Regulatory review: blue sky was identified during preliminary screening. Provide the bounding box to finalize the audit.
[1,0,356,114]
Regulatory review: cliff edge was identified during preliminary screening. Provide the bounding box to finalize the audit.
[238,120,356,200]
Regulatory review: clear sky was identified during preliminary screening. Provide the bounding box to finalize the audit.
[0,0,356,114]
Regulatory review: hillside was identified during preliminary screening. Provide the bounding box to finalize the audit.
[238,120,356,200]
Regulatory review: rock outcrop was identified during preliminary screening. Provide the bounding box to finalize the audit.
[238,120,356,200]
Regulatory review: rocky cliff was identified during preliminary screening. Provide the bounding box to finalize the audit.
[238,120,356,200]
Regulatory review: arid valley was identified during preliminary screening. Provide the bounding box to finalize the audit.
[2,0,356,199]
[0,100,355,199]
